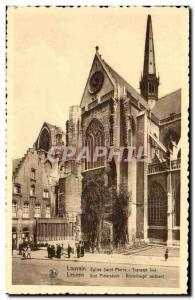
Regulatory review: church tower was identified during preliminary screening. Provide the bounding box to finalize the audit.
[140,15,159,109]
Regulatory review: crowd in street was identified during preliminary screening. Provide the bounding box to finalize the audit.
[15,240,86,260]
[47,241,85,259]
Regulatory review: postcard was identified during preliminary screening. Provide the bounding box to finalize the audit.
[6,6,189,294]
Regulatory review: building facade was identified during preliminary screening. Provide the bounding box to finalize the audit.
[12,122,80,248]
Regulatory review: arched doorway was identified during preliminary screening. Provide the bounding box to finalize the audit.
[148,181,167,241]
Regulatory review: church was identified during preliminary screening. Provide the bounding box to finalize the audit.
[12,15,181,248]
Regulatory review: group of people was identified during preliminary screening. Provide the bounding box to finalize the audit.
[47,244,64,259]
[46,241,85,259]
[18,243,31,259]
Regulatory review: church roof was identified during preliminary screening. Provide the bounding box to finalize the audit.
[152,89,181,120]
[102,59,149,110]
[143,14,156,76]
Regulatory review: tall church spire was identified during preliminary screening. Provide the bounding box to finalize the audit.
[140,15,159,108]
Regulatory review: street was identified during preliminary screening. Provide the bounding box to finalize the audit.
[12,248,179,287]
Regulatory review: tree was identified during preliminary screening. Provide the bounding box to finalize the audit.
[112,185,130,246]
[81,170,108,251]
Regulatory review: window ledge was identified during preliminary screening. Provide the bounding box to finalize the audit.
[13,193,22,197]
[82,166,105,173]
[148,226,167,229]
[30,178,36,182]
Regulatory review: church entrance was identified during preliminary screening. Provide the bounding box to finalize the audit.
[148,181,167,242]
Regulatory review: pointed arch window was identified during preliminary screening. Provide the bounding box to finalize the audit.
[148,182,167,227]
[84,119,105,170]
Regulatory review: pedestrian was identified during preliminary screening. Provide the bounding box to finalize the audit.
[77,243,81,258]
[26,245,31,259]
[18,242,23,255]
[12,240,14,256]
[50,245,55,259]
[61,244,64,256]
[165,247,169,261]
[56,244,62,259]
[110,242,113,256]
[47,244,51,258]
[67,244,72,258]
[80,242,85,257]
[22,246,27,259]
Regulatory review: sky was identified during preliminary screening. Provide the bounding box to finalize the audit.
[7,7,188,159]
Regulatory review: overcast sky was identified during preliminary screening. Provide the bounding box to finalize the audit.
[7,7,188,159]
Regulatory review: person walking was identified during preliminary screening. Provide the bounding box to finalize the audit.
[77,243,81,258]
[56,244,62,259]
[165,247,169,261]
[26,245,31,259]
[80,242,85,257]
[18,241,23,255]
[51,245,55,259]
[67,244,72,258]
[47,244,51,258]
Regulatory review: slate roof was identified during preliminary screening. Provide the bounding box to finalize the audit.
[102,59,149,110]
[152,89,181,120]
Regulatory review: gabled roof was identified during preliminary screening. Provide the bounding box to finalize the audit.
[13,158,22,174]
[152,89,181,120]
[44,122,63,133]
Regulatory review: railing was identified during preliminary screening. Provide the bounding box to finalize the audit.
[148,159,181,175]
[148,161,168,174]
[171,159,181,170]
